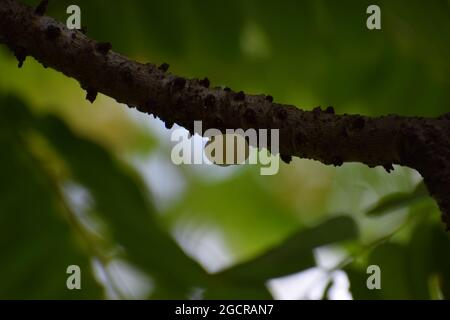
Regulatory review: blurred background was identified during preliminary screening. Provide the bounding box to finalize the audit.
[0,0,449,299]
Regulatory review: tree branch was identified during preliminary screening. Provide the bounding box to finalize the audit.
[1,0,449,228]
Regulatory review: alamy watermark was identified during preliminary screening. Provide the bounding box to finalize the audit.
[66,5,81,30]
[366,5,381,30]
[66,265,81,290]
[65,4,381,31]
[170,121,280,175]
[366,265,381,290]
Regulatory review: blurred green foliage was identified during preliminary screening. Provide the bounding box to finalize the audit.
[0,0,449,299]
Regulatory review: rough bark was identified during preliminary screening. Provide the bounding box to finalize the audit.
[1,0,449,228]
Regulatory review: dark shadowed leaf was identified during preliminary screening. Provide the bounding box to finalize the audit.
[0,96,103,299]
[346,242,413,300]
[364,243,410,299]
[407,222,434,299]
[430,226,450,299]
[344,266,381,300]
[367,181,428,217]
[217,216,357,283]
[36,114,209,298]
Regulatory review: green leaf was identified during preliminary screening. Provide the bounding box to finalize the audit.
[0,96,103,299]
[0,95,209,298]
[346,243,412,300]
[347,216,445,300]
[430,226,450,299]
[369,243,411,299]
[344,266,381,300]
[367,181,428,217]
[36,114,209,298]
[406,222,434,299]
[216,216,357,284]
